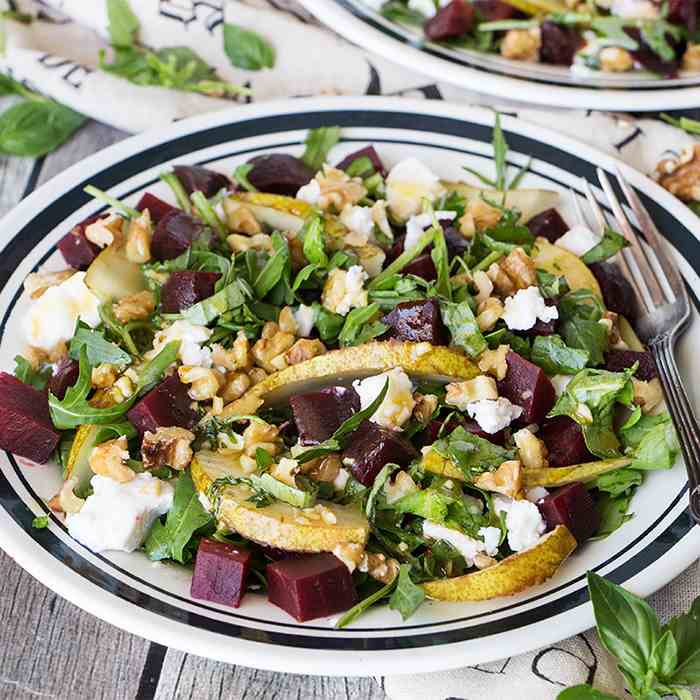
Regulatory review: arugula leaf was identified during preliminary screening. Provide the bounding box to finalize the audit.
[431,221,451,300]
[537,269,569,299]
[557,685,619,700]
[335,578,397,628]
[665,597,700,685]
[582,227,629,265]
[531,334,590,375]
[181,279,250,325]
[32,515,49,529]
[621,412,679,471]
[338,304,385,347]
[388,564,425,620]
[492,113,508,192]
[440,301,487,358]
[106,0,139,48]
[392,489,451,521]
[639,19,682,63]
[14,355,51,390]
[561,318,608,367]
[254,232,290,299]
[302,126,341,172]
[345,155,375,179]
[315,305,344,343]
[69,325,132,366]
[300,215,328,267]
[223,23,275,71]
[144,470,212,564]
[233,163,257,192]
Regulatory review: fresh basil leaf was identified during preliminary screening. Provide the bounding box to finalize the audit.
[13,355,51,390]
[223,23,275,71]
[69,326,132,366]
[300,215,328,267]
[582,227,629,265]
[182,279,250,325]
[587,571,662,678]
[557,685,620,700]
[592,468,642,497]
[531,334,590,375]
[620,412,679,471]
[302,126,341,172]
[649,629,679,680]
[440,300,487,358]
[32,515,49,529]
[561,317,608,367]
[388,564,425,621]
[233,163,257,192]
[0,101,84,157]
[254,232,290,299]
[106,0,139,48]
[665,596,700,686]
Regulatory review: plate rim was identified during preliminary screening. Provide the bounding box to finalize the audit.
[0,95,698,675]
[300,0,700,112]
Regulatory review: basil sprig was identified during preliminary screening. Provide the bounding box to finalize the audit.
[223,23,275,71]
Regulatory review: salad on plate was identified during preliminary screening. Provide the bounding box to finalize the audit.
[2,120,680,625]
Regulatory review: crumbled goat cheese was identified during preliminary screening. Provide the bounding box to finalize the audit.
[502,286,559,331]
[333,468,351,492]
[466,398,523,434]
[478,526,502,555]
[296,178,321,205]
[66,473,173,553]
[340,204,375,245]
[423,521,501,564]
[408,0,450,17]
[493,495,546,552]
[404,210,457,250]
[154,320,213,367]
[385,157,445,222]
[323,265,368,316]
[353,367,416,430]
[526,486,549,503]
[293,304,316,337]
[611,0,658,17]
[23,271,101,351]
[556,225,602,257]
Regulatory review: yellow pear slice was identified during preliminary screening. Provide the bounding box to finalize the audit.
[222,341,479,417]
[85,243,146,301]
[422,525,576,601]
[532,237,602,298]
[618,316,644,351]
[230,192,311,233]
[191,451,369,552]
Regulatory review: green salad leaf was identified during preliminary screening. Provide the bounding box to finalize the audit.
[621,412,679,471]
[233,163,257,192]
[32,515,49,529]
[300,214,328,267]
[593,491,635,540]
[338,304,387,347]
[393,488,452,521]
[582,227,629,265]
[440,301,487,358]
[431,221,452,300]
[13,355,51,390]
[253,232,290,299]
[531,334,590,375]
[223,23,275,70]
[592,468,643,497]
[182,279,251,325]
[388,564,425,620]
[664,597,700,686]
[302,126,341,172]
[106,0,139,48]
[69,325,132,366]
[558,289,609,367]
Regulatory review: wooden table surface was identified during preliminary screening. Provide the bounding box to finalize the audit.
[0,117,387,700]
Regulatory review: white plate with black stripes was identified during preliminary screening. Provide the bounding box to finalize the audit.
[0,97,698,675]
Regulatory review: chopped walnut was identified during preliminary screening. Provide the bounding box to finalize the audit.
[142,427,195,471]
[475,460,523,499]
[358,551,400,584]
[242,420,283,460]
[487,262,516,297]
[474,553,497,570]
[54,477,85,514]
[112,290,155,324]
[223,199,262,235]
[24,269,75,299]
[500,28,541,61]
[285,338,326,366]
[478,344,510,380]
[25,342,68,368]
[304,454,342,483]
[278,306,298,335]
[656,145,700,201]
[500,247,536,290]
[633,378,664,414]
[212,332,252,371]
[413,393,438,424]
[251,324,296,373]
[445,376,498,410]
[178,366,224,401]
[476,296,504,332]
[333,542,365,573]
[458,211,476,238]
[321,266,369,316]
[125,210,152,264]
[91,363,119,389]
[227,233,273,253]
[85,213,124,249]
[513,428,549,469]
[355,244,386,278]
[601,311,629,350]
[316,166,367,212]
[682,43,700,71]
[221,371,252,402]
[89,436,135,483]
[473,269,494,305]
[248,367,268,385]
[470,199,502,231]
[384,471,418,505]
[600,47,633,72]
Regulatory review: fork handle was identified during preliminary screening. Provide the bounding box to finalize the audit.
[651,335,700,524]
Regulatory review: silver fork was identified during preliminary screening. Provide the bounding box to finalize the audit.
[580,166,700,524]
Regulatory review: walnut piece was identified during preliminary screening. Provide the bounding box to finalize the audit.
[358,551,400,584]
[227,233,273,253]
[89,436,135,483]
[513,428,549,469]
[284,338,326,366]
[178,366,223,401]
[142,427,195,471]
[113,290,155,324]
[475,460,523,499]
[500,28,541,61]
[469,198,502,231]
[316,166,367,212]
[445,376,498,410]
[125,210,152,263]
[91,363,119,389]
[476,296,504,332]
[221,371,252,402]
[478,344,510,380]
[333,542,365,573]
[223,199,262,235]
[251,323,295,372]
[412,393,438,424]
[85,213,123,248]
[487,262,516,297]
[500,247,537,290]
[656,145,700,201]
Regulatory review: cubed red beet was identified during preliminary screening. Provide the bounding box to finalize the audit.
[527,208,569,244]
[289,386,360,445]
[57,216,101,269]
[402,254,437,281]
[382,299,447,345]
[246,154,314,197]
[540,21,584,65]
[522,300,558,337]
[127,375,197,436]
[0,373,60,463]
[497,351,555,425]
[151,210,207,261]
[588,261,639,320]
[267,553,357,622]
[190,538,251,607]
[136,192,178,223]
[336,145,386,176]
[160,271,221,313]
[473,0,522,21]
[48,358,80,400]
[342,420,418,486]
[605,350,657,381]
[424,0,475,40]
[173,165,230,198]
[625,27,680,78]
[669,0,696,32]
[539,416,593,468]
[537,482,600,543]
[422,417,505,447]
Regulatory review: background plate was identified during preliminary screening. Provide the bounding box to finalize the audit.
[0,97,698,676]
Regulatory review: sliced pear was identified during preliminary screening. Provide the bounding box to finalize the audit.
[64,424,102,498]
[221,341,480,417]
[500,0,568,15]
[85,243,146,301]
[443,182,559,224]
[532,237,602,298]
[422,525,576,601]
[231,192,311,233]
[421,448,465,481]
[191,450,369,552]
[618,316,644,351]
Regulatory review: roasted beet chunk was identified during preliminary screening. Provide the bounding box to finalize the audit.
[589,261,639,319]
[527,208,569,244]
[540,21,584,65]
[539,416,593,468]
[497,351,555,425]
[537,482,600,543]
[48,358,80,400]
[57,217,101,269]
[290,386,360,445]
[246,154,314,197]
[342,420,418,486]
[382,299,448,345]
[402,254,437,281]
[127,375,197,436]
[136,192,177,223]
[151,210,207,261]
[336,145,386,176]
[669,0,697,32]
[473,0,522,21]
[267,553,357,622]
[0,373,60,463]
[605,350,657,381]
[173,165,230,198]
[190,538,252,608]
[625,27,680,77]
[424,416,506,447]
[424,0,475,40]
[160,271,220,313]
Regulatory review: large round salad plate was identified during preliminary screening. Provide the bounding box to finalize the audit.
[0,97,698,675]
[301,0,700,112]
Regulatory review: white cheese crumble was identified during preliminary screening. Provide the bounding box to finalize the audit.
[153,320,213,367]
[385,157,445,222]
[296,178,321,205]
[556,225,602,257]
[353,367,416,430]
[322,265,368,316]
[551,374,573,397]
[340,204,375,246]
[423,521,501,564]
[526,486,549,503]
[404,210,457,250]
[502,286,559,331]
[493,495,546,552]
[466,398,523,434]
[23,271,101,351]
[66,473,174,553]
[293,304,316,337]
[333,467,351,492]
[611,0,658,18]
[408,0,450,17]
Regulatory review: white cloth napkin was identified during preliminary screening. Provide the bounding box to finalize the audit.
[1,2,698,697]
